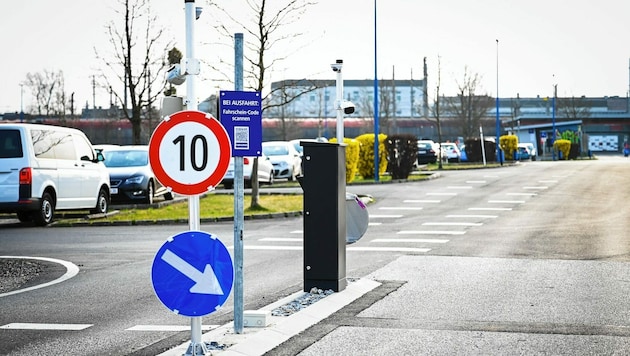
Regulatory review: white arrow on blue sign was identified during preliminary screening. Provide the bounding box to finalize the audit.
[152,231,234,317]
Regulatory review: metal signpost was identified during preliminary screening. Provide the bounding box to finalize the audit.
[219,89,262,334]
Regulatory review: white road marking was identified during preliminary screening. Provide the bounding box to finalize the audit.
[469,207,512,211]
[539,180,558,183]
[379,207,423,210]
[368,222,382,226]
[259,238,302,242]
[289,230,302,234]
[523,186,548,190]
[398,230,466,235]
[507,192,537,196]
[0,323,92,330]
[466,180,486,184]
[126,325,218,332]
[422,222,482,226]
[370,214,404,218]
[427,192,457,196]
[447,214,498,219]
[372,238,449,244]
[403,200,440,203]
[488,200,525,204]
[347,247,431,253]
[0,256,80,298]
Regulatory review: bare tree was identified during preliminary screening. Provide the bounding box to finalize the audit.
[442,67,494,139]
[96,0,170,144]
[429,56,444,169]
[24,70,67,117]
[557,96,591,122]
[358,81,395,133]
[208,0,317,208]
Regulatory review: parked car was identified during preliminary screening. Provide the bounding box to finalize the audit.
[518,143,536,161]
[440,142,461,163]
[262,141,302,181]
[0,123,110,225]
[459,144,468,162]
[96,145,173,204]
[417,140,439,164]
[221,155,275,189]
[290,137,329,158]
[516,146,531,160]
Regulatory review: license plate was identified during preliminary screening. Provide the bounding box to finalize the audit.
[111,188,118,195]
[418,150,426,154]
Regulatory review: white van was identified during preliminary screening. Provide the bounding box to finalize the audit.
[0,123,110,225]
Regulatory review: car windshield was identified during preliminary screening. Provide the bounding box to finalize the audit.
[103,150,148,167]
[263,145,289,156]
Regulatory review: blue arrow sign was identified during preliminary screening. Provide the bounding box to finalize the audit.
[152,231,234,317]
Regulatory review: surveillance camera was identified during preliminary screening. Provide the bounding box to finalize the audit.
[165,64,186,85]
[195,7,203,20]
[341,100,355,115]
[331,59,343,73]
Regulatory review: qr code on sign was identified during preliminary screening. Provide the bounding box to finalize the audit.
[234,126,249,150]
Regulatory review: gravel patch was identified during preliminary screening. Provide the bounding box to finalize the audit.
[0,259,46,294]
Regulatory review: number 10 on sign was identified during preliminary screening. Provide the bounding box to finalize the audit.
[149,111,232,196]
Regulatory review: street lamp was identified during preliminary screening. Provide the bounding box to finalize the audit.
[19,84,24,123]
[495,39,501,164]
[552,82,557,160]
[373,0,379,181]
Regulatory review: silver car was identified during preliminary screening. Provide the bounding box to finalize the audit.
[262,141,302,181]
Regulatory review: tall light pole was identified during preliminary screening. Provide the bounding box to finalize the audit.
[373,0,380,181]
[495,39,501,164]
[19,84,24,123]
[552,81,557,160]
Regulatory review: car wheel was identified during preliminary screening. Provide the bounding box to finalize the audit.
[90,188,109,214]
[164,192,174,201]
[17,211,32,223]
[244,180,252,189]
[268,171,274,185]
[33,192,55,226]
[144,181,154,204]
[224,182,233,189]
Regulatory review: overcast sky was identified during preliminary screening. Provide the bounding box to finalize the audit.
[2,0,629,114]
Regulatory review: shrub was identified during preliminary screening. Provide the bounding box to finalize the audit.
[329,137,361,183]
[385,134,417,180]
[553,139,571,160]
[499,135,518,160]
[355,133,388,179]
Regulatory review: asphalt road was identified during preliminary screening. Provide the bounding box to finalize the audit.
[1,154,629,355]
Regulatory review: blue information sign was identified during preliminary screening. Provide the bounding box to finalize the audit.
[151,231,234,317]
[219,91,263,157]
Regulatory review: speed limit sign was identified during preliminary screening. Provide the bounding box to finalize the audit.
[149,110,232,196]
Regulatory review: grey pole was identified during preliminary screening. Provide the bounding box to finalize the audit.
[334,60,344,142]
[183,1,207,355]
[233,32,245,334]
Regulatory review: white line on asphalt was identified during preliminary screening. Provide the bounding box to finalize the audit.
[488,200,525,204]
[347,247,431,253]
[523,186,548,190]
[368,222,382,226]
[507,192,537,196]
[403,199,441,203]
[484,175,500,178]
[539,180,558,183]
[370,214,404,218]
[126,325,219,332]
[422,222,482,226]
[426,192,457,196]
[446,214,498,219]
[378,207,423,210]
[372,238,449,244]
[447,186,473,189]
[0,323,92,330]
[243,246,303,250]
[469,207,513,211]
[466,180,486,184]
[289,230,302,234]
[259,238,302,242]
[397,230,466,235]
[0,256,80,298]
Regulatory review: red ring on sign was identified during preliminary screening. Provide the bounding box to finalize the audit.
[149,111,231,195]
